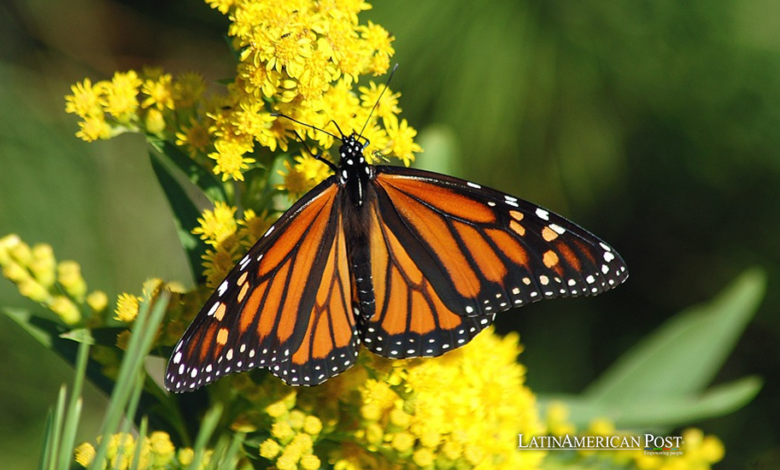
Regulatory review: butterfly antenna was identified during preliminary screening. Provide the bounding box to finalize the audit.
[292,130,337,171]
[327,120,346,140]
[272,113,342,142]
[358,63,399,141]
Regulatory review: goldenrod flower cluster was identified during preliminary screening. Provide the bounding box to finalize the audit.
[74,431,211,470]
[221,328,546,470]
[192,202,275,288]
[544,403,725,469]
[0,234,106,325]
[65,0,420,188]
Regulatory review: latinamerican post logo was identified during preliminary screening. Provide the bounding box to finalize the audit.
[518,434,683,455]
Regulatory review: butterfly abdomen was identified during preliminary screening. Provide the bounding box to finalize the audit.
[337,134,381,321]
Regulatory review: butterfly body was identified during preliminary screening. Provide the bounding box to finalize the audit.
[165,134,628,392]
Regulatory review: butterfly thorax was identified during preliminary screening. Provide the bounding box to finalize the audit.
[337,133,374,208]
[336,133,377,320]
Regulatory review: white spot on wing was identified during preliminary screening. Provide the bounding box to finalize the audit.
[218,282,228,296]
[550,224,566,234]
[207,302,219,316]
[535,208,550,220]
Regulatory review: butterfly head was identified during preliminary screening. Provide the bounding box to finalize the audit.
[337,133,372,205]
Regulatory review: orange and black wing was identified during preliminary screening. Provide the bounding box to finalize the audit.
[165,178,359,391]
[359,166,628,358]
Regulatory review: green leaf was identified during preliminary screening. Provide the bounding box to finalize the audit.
[3,308,58,348]
[59,328,95,345]
[3,309,117,398]
[149,150,208,282]
[149,140,226,203]
[541,375,762,429]
[584,268,765,403]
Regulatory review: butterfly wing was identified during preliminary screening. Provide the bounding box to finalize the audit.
[165,178,359,391]
[359,166,628,358]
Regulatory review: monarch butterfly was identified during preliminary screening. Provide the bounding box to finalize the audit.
[165,112,628,394]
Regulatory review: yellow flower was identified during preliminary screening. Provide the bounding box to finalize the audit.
[142,73,175,110]
[174,72,207,108]
[114,293,141,323]
[102,71,142,121]
[0,234,21,264]
[384,114,421,166]
[359,81,400,119]
[295,153,332,184]
[277,159,311,200]
[271,421,295,442]
[76,115,112,142]
[202,247,238,288]
[208,139,256,181]
[58,260,87,300]
[86,290,109,313]
[360,22,393,52]
[192,201,238,247]
[237,209,273,248]
[391,431,415,454]
[175,118,211,157]
[260,439,282,459]
[303,415,323,435]
[50,295,81,325]
[148,431,176,466]
[18,279,51,303]
[65,78,103,118]
[231,99,278,150]
[412,448,434,467]
[74,442,96,467]
[145,108,166,135]
[238,62,281,99]
[260,27,315,80]
[30,243,56,287]
[300,453,321,470]
[178,447,195,465]
[205,0,234,14]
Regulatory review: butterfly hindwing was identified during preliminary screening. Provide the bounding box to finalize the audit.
[358,198,495,359]
[369,166,628,320]
[165,178,359,391]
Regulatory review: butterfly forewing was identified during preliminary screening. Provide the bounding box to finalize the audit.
[370,166,628,320]
[166,178,358,391]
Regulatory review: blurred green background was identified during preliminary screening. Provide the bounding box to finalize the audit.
[1,0,779,468]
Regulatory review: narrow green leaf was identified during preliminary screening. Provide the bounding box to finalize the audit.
[188,404,223,470]
[57,341,90,470]
[130,417,149,470]
[90,293,170,469]
[149,151,208,282]
[584,268,765,404]
[39,409,54,470]
[47,386,67,470]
